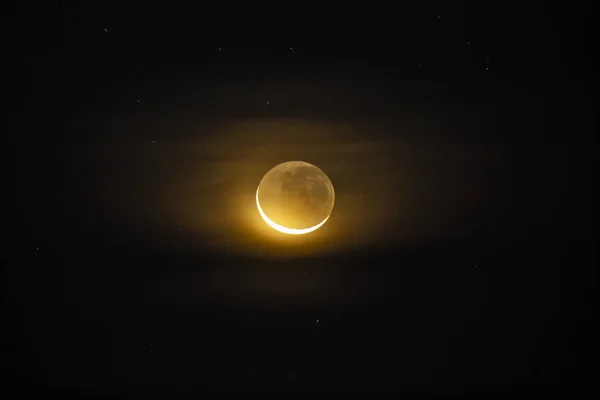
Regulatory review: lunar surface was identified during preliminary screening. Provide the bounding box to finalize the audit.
[256,161,335,234]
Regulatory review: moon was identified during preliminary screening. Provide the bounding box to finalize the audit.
[256,161,335,235]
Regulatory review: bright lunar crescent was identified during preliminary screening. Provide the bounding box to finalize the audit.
[256,161,335,235]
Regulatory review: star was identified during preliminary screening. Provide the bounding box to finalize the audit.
[36,247,39,251]
[316,319,319,323]
[152,140,155,144]
[266,101,270,105]
[104,28,108,34]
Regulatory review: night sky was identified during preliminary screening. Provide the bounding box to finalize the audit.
[6,1,597,396]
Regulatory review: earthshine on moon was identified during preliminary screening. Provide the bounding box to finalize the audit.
[256,161,335,235]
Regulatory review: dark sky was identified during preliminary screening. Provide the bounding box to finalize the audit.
[6,1,597,396]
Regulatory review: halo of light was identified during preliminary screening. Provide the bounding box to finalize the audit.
[256,188,330,235]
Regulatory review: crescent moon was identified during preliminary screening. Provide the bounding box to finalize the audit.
[256,188,330,235]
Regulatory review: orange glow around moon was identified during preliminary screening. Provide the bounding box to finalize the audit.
[256,188,330,235]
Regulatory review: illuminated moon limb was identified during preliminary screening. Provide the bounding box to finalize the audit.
[256,188,330,235]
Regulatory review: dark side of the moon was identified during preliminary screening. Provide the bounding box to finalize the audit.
[258,161,335,230]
